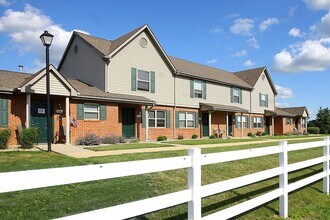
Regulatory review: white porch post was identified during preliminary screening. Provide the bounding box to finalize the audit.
[209,111,212,136]
[26,94,31,128]
[241,113,243,137]
[65,97,70,144]
[272,116,275,136]
[306,118,308,131]
[226,112,229,138]
[145,106,149,142]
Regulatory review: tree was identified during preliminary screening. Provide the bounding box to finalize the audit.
[315,107,330,134]
[308,119,316,127]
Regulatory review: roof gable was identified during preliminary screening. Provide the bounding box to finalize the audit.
[280,107,309,117]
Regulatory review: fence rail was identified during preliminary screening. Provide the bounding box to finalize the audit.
[0,137,329,220]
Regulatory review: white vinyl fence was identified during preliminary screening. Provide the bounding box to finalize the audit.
[0,137,329,220]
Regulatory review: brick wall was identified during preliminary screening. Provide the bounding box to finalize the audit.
[174,107,200,140]
[210,111,228,138]
[274,117,294,135]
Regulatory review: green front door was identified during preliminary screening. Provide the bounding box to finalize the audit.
[202,113,209,137]
[228,115,233,136]
[30,100,53,143]
[122,108,135,138]
[266,117,271,135]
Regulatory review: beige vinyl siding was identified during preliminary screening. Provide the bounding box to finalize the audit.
[108,31,174,106]
[175,76,250,109]
[302,109,308,117]
[251,70,275,114]
[60,36,105,90]
[29,72,70,96]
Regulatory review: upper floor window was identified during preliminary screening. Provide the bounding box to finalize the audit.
[253,117,263,128]
[137,70,150,91]
[260,93,268,107]
[231,87,241,104]
[194,80,203,98]
[84,104,99,120]
[237,115,248,128]
[286,118,292,125]
[179,112,195,128]
[149,110,166,128]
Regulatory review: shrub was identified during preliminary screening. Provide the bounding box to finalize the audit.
[303,132,309,135]
[129,138,139,143]
[20,128,38,149]
[292,131,301,135]
[157,136,168,141]
[177,133,184,140]
[192,134,198,139]
[0,129,11,149]
[251,134,256,138]
[209,134,216,139]
[255,131,262,137]
[308,127,320,134]
[75,132,101,146]
[247,132,253,137]
[118,136,126,143]
[102,134,120,144]
[274,133,278,136]
[261,132,267,136]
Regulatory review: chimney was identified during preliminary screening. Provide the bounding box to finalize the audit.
[18,65,23,73]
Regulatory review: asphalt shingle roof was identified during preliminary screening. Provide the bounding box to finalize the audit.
[279,107,307,117]
[200,103,249,113]
[233,67,266,87]
[0,70,33,91]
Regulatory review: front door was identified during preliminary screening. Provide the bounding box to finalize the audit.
[266,117,271,135]
[202,113,209,137]
[122,108,135,138]
[228,115,233,136]
[30,100,54,143]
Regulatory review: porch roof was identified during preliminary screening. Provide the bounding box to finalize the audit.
[200,103,249,113]
[265,108,295,117]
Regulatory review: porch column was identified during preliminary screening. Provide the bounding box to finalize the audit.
[65,97,70,144]
[300,117,303,132]
[26,94,30,128]
[226,112,229,138]
[272,116,275,136]
[306,118,308,131]
[145,106,149,142]
[241,113,243,137]
[209,111,212,136]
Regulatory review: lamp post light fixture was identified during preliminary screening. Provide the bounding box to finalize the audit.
[40,30,54,152]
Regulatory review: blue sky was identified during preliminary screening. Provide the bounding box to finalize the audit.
[0,0,329,119]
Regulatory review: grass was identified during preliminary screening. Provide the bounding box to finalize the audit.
[88,143,172,151]
[0,137,329,219]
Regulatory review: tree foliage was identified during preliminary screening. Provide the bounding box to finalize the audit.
[315,107,330,134]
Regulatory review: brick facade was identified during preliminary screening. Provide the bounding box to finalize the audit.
[274,116,294,135]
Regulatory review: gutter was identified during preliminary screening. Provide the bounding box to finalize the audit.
[72,95,155,106]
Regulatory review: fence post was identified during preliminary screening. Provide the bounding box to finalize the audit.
[279,141,288,218]
[323,137,330,195]
[188,148,202,220]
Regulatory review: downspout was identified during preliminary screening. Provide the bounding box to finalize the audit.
[102,56,111,93]
[249,90,252,132]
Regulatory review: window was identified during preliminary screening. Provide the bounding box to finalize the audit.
[179,112,195,128]
[232,88,241,103]
[237,116,248,128]
[84,104,99,120]
[302,118,306,128]
[286,118,292,125]
[137,70,150,91]
[253,117,263,128]
[260,94,268,107]
[149,110,166,128]
[194,80,203,98]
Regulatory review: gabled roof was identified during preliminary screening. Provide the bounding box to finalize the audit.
[234,66,277,95]
[279,107,309,117]
[0,70,33,92]
[266,108,295,117]
[75,32,113,55]
[169,56,253,89]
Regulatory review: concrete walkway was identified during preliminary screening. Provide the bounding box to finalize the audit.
[37,136,323,159]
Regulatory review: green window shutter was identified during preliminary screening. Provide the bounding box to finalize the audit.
[239,89,242,104]
[142,109,146,128]
[261,117,264,128]
[259,93,262,107]
[77,104,84,120]
[266,94,269,107]
[150,71,155,93]
[195,112,199,128]
[175,111,180,128]
[247,116,250,128]
[230,87,234,103]
[203,82,207,100]
[235,115,238,128]
[190,79,194,98]
[166,110,171,128]
[252,117,255,128]
[131,68,137,91]
[100,105,106,120]
[0,98,8,127]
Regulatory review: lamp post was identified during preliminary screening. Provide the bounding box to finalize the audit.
[40,30,54,152]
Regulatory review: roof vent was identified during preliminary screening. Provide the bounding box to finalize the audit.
[18,65,23,73]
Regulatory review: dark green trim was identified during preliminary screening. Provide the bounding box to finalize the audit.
[175,111,180,128]
[131,68,137,91]
[77,103,84,120]
[142,109,146,128]
[166,110,170,128]
[230,87,234,103]
[190,79,194,98]
[239,89,242,104]
[100,104,106,120]
[0,98,8,127]
[195,112,199,128]
[203,82,207,100]
[150,71,155,93]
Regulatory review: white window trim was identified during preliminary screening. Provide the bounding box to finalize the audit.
[233,87,241,103]
[84,103,99,120]
[194,80,203,99]
[137,69,150,92]
[179,112,195,128]
[260,93,267,107]
[237,116,247,128]
[286,118,292,125]
[253,117,263,128]
[148,110,166,128]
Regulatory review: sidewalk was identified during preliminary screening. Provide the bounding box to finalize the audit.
[37,136,323,159]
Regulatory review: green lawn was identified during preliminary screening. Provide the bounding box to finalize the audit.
[87,143,172,151]
[0,137,329,219]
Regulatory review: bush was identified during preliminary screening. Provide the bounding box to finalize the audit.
[20,128,38,149]
[308,127,320,134]
[247,132,253,137]
[255,131,262,137]
[75,132,101,146]
[261,132,267,136]
[177,133,184,140]
[0,129,11,149]
[157,136,168,141]
[118,136,126,143]
[251,134,256,138]
[209,134,216,139]
[274,133,278,136]
[102,134,120,144]
[303,132,310,135]
[129,138,139,143]
[192,134,198,139]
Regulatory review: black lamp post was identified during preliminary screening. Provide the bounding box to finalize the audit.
[40,30,54,152]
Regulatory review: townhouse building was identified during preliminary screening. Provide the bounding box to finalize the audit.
[0,25,309,146]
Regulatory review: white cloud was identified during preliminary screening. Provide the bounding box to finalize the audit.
[244,59,255,67]
[0,4,88,71]
[0,0,10,6]
[275,84,294,99]
[289,5,299,17]
[247,37,260,49]
[273,38,330,73]
[304,0,330,10]
[230,18,254,36]
[209,27,222,33]
[288,27,305,38]
[233,49,247,57]
[259,18,280,32]
[275,102,291,108]
[205,58,218,64]
[310,10,330,37]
